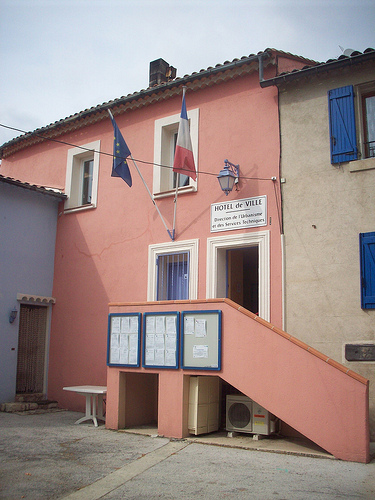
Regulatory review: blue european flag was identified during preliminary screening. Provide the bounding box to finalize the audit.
[109,113,132,187]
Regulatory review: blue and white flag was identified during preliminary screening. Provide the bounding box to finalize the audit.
[109,111,132,187]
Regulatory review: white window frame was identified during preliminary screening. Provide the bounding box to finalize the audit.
[355,82,375,159]
[147,239,199,301]
[206,231,270,321]
[65,140,100,212]
[153,108,199,198]
[350,82,375,172]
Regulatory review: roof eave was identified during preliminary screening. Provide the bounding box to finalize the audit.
[260,50,375,88]
[1,51,273,159]
[0,175,67,199]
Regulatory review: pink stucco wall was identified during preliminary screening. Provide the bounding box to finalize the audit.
[1,71,284,414]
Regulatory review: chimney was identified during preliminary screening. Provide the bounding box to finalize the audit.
[149,59,177,87]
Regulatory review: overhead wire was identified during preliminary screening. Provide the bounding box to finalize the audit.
[0,122,273,182]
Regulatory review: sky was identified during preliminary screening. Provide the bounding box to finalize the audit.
[0,0,374,146]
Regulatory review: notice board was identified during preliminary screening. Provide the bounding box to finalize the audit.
[181,310,221,370]
[107,313,142,367]
[142,312,180,369]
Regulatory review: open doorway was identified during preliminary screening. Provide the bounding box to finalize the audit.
[119,372,158,429]
[227,247,259,313]
[206,232,270,321]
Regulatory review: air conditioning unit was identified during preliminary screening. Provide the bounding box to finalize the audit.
[226,395,275,435]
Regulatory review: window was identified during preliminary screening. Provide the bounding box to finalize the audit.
[328,84,375,164]
[362,91,375,158]
[360,232,375,309]
[148,239,199,301]
[153,108,199,198]
[156,252,189,300]
[65,140,100,211]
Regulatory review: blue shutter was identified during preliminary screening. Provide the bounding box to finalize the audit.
[360,232,375,309]
[328,86,358,163]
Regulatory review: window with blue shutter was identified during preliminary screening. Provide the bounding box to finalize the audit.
[360,232,375,309]
[157,252,189,300]
[328,86,358,164]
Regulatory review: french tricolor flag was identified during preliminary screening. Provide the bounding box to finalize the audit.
[173,89,197,181]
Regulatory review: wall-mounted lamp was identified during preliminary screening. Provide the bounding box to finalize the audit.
[9,307,18,324]
[217,159,240,196]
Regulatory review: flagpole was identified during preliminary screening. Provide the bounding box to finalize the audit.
[172,173,179,241]
[108,109,173,240]
[108,109,114,121]
[130,155,174,240]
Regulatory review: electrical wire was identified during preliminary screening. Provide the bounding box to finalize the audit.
[0,122,274,182]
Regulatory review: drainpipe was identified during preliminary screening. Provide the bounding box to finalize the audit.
[258,53,265,84]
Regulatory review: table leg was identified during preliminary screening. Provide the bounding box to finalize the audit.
[92,395,98,427]
[74,394,95,426]
[73,393,106,426]
[97,395,105,421]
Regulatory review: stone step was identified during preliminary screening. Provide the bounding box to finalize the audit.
[15,393,44,403]
[0,400,58,413]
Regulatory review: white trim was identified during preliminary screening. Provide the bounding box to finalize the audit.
[281,233,285,331]
[354,82,375,161]
[147,239,199,301]
[153,109,199,198]
[65,140,100,212]
[206,231,270,321]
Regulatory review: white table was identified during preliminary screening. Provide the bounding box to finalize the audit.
[63,385,107,427]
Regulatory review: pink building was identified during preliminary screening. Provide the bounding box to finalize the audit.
[0,49,369,462]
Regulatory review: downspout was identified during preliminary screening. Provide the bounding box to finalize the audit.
[258,53,265,84]
[258,51,286,329]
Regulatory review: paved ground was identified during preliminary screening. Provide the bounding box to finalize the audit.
[0,410,374,499]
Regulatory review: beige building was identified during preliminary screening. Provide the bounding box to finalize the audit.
[261,48,375,438]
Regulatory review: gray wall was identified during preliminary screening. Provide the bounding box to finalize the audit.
[0,181,60,403]
[279,63,375,438]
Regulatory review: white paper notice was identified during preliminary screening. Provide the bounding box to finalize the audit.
[156,316,165,334]
[165,349,176,366]
[121,316,130,333]
[146,333,155,349]
[184,316,195,335]
[120,334,128,348]
[193,345,209,358]
[155,348,165,365]
[111,317,121,334]
[120,347,128,364]
[146,315,156,333]
[129,316,139,333]
[111,347,120,364]
[165,333,176,350]
[129,348,137,365]
[111,334,120,348]
[146,348,155,363]
[129,334,138,350]
[166,316,176,334]
[195,319,207,337]
[155,333,165,349]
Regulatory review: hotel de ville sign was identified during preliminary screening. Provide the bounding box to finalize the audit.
[210,195,267,233]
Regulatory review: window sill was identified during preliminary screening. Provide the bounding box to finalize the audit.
[153,185,196,200]
[349,157,375,173]
[64,203,96,214]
